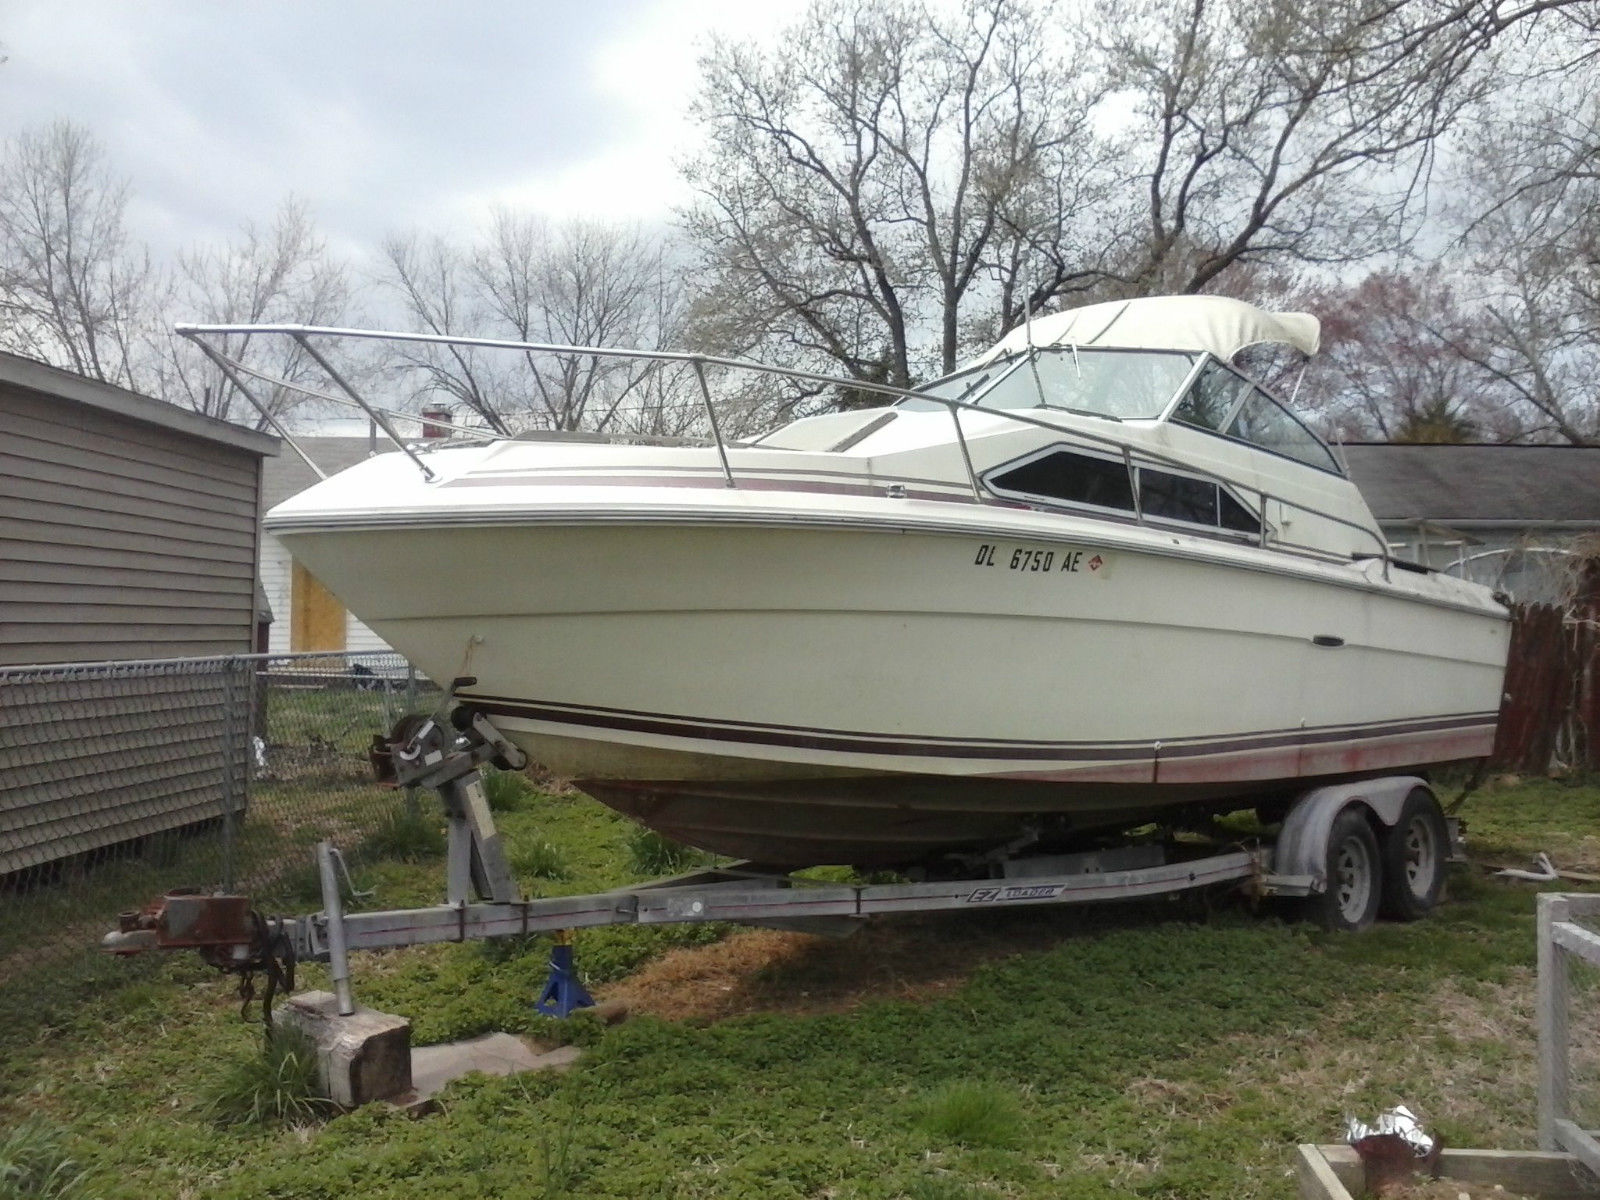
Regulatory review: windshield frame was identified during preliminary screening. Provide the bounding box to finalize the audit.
[1160,353,1345,478]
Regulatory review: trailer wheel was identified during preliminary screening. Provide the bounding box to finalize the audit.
[1304,807,1382,932]
[1378,788,1447,921]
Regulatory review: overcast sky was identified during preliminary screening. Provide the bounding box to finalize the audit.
[0,0,806,260]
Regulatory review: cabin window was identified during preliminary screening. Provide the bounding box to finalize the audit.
[1139,468,1218,526]
[1226,389,1338,471]
[1219,488,1262,533]
[988,449,1136,511]
[985,448,1261,537]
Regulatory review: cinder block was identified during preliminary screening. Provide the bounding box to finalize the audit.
[281,990,412,1108]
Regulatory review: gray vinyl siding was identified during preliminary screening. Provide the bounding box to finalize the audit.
[0,661,250,875]
[0,358,273,874]
[0,384,262,665]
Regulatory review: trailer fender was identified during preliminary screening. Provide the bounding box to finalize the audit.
[1273,776,1432,893]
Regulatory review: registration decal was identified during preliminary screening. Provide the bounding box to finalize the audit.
[972,542,1110,577]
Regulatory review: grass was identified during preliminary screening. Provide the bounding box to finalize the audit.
[200,1026,333,1128]
[512,839,572,882]
[627,826,711,875]
[482,767,536,814]
[0,775,1595,1199]
[915,1081,1025,1149]
[0,1120,88,1200]
[362,806,447,863]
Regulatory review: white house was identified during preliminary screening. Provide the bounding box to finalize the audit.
[1343,442,1600,601]
[259,435,392,655]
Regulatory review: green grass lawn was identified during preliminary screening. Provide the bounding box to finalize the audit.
[2,776,1597,1200]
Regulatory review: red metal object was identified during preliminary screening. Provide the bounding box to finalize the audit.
[113,890,255,950]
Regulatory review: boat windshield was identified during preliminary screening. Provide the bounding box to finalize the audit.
[899,348,1198,420]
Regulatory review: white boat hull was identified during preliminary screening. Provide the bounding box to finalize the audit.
[277,513,1509,864]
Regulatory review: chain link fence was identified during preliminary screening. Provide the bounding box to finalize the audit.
[0,650,439,1040]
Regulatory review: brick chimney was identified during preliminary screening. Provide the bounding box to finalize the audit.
[420,406,453,439]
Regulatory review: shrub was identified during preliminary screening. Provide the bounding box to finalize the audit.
[914,1080,1023,1149]
[512,839,571,881]
[364,806,446,863]
[627,827,706,876]
[0,1119,88,1199]
[201,1027,333,1128]
[481,767,535,814]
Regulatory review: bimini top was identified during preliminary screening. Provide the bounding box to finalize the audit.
[971,295,1321,366]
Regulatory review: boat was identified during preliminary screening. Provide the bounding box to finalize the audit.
[244,295,1512,867]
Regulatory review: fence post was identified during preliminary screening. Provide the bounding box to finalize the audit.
[1536,892,1571,1151]
[403,663,421,822]
[219,659,240,892]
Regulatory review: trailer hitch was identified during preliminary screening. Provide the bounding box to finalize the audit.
[103,891,297,1026]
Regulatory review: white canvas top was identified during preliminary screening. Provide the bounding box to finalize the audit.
[971,295,1321,365]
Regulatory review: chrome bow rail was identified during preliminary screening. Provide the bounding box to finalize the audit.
[176,322,1392,576]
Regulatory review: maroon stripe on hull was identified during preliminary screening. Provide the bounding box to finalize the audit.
[468,694,1498,771]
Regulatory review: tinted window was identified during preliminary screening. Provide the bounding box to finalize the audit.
[1219,488,1261,533]
[989,450,1135,511]
[1139,469,1216,525]
[1227,389,1337,471]
[1172,363,1248,431]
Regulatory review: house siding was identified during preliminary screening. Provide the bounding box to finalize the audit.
[0,363,273,875]
[0,384,262,665]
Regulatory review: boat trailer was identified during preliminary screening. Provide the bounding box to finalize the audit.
[101,700,1450,1023]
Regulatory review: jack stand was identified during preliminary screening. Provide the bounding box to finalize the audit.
[535,930,594,1018]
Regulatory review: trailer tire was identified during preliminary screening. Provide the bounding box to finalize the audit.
[1378,788,1447,921]
[1303,807,1382,932]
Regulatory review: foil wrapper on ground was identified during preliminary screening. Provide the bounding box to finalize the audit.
[1346,1105,1443,1193]
[1345,1105,1437,1156]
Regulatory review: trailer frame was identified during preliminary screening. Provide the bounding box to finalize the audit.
[102,702,1453,1021]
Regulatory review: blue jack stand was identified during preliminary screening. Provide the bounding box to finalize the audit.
[535,930,595,1018]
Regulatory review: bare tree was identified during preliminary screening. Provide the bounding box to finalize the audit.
[1280,267,1509,441]
[0,121,156,388]
[157,198,353,429]
[681,0,1586,395]
[1429,86,1600,445]
[1095,0,1554,295]
[683,0,1103,389]
[383,214,694,435]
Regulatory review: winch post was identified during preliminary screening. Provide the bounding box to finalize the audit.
[441,767,518,906]
[316,841,355,1015]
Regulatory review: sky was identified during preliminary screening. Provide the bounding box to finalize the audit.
[0,0,808,260]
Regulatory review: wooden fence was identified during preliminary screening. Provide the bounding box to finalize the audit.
[1492,586,1600,774]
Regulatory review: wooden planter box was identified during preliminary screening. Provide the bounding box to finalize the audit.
[1298,1144,1600,1199]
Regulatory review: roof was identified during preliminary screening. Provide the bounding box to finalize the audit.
[261,435,382,510]
[1342,443,1600,526]
[0,349,278,456]
[970,295,1321,366]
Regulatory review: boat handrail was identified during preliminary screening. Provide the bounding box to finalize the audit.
[175,322,1392,579]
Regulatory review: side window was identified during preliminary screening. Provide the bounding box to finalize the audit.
[1227,389,1338,471]
[988,450,1135,512]
[1219,488,1262,534]
[1171,363,1247,431]
[986,447,1262,538]
[1139,469,1217,525]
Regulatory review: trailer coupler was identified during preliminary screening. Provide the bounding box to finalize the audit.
[105,890,297,1026]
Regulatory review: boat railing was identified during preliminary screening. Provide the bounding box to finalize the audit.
[175,322,1392,579]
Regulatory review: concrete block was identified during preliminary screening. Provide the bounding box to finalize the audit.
[281,990,412,1108]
